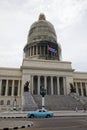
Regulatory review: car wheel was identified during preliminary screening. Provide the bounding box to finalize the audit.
[30,114,34,118]
[46,114,50,118]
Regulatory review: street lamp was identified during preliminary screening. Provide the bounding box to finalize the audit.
[40,86,46,110]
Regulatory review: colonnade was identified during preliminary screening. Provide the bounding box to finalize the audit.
[74,82,87,96]
[1,79,87,97]
[25,44,58,59]
[0,79,21,96]
[31,75,66,95]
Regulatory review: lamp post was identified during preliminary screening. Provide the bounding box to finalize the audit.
[40,86,46,110]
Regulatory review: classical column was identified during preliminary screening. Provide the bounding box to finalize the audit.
[5,80,8,96]
[80,82,83,96]
[33,46,34,55]
[75,82,79,95]
[38,76,40,95]
[18,80,20,96]
[63,77,66,95]
[57,77,60,95]
[30,47,31,56]
[0,80,1,95]
[44,76,47,90]
[36,46,38,55]
[12,80,14,96]
[31,76,34,94]
[51,76,53,95]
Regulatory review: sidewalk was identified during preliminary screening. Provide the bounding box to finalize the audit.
[53,110,87,117]
[0,110,87,117]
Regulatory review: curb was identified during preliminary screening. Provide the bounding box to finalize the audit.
[0,116,27,119]
[0,122,33,130]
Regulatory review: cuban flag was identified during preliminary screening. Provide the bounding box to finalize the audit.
[48,45,57,53]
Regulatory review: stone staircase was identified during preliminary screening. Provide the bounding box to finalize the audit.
[33,95,84,110]
[70,93,87,108]
[23,92,38,111]
[22,92,87,111]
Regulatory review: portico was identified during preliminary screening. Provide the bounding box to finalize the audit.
[22,58,74,96]
[31,75,66,95]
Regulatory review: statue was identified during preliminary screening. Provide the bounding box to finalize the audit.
[70,83,76,93]
[24,81,30,92]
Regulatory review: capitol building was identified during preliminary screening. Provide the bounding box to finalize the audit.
[0,14,87,111]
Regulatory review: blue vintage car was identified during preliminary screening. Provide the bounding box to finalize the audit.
[27,109,54,118]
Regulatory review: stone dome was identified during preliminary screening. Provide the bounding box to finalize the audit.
[24,14,62,61]
[27,13,57,44]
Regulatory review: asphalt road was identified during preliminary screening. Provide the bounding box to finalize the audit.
[18,116,87,130]
[0,116,87,130]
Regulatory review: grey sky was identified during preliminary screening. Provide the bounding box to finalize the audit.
[0,0,87,72]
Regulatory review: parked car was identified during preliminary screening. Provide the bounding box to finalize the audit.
[27,109,54,118]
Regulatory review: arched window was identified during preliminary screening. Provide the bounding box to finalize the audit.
[7,100,10,105]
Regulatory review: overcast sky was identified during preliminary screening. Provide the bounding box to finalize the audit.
[0,0,87,72]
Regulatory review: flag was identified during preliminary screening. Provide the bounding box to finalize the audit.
[48,45,57,53]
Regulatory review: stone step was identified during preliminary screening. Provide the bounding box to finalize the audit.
[23,92,38,111]
[33,95,84,110]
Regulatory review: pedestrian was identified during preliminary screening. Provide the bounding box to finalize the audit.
[75,106,78,112]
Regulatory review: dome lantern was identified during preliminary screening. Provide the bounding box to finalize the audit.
[39,13,46,20]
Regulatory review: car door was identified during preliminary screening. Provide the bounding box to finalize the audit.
[37,110,42,117]
[42,110,47,117]
[40,110,46,117]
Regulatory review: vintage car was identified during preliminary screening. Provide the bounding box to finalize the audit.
[27,109,54,118]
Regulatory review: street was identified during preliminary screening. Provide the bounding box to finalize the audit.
[0,116,87,130]
[16,116,87,130]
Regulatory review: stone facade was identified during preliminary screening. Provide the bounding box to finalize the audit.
[0,68,22,111]
[0,14,87,111]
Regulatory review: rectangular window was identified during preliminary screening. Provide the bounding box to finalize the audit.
[1,86,6,96]
[14,87,18,96]
[34,46,36,55]
[8,80,12,96]
[8,86,12,96]
[82,83,86,96]
[77,83,81,96]
[1,80,6,96]
[31,46,33,56]
[14,80,18,96]
[38,46,40,54]
[41,46,44,55]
